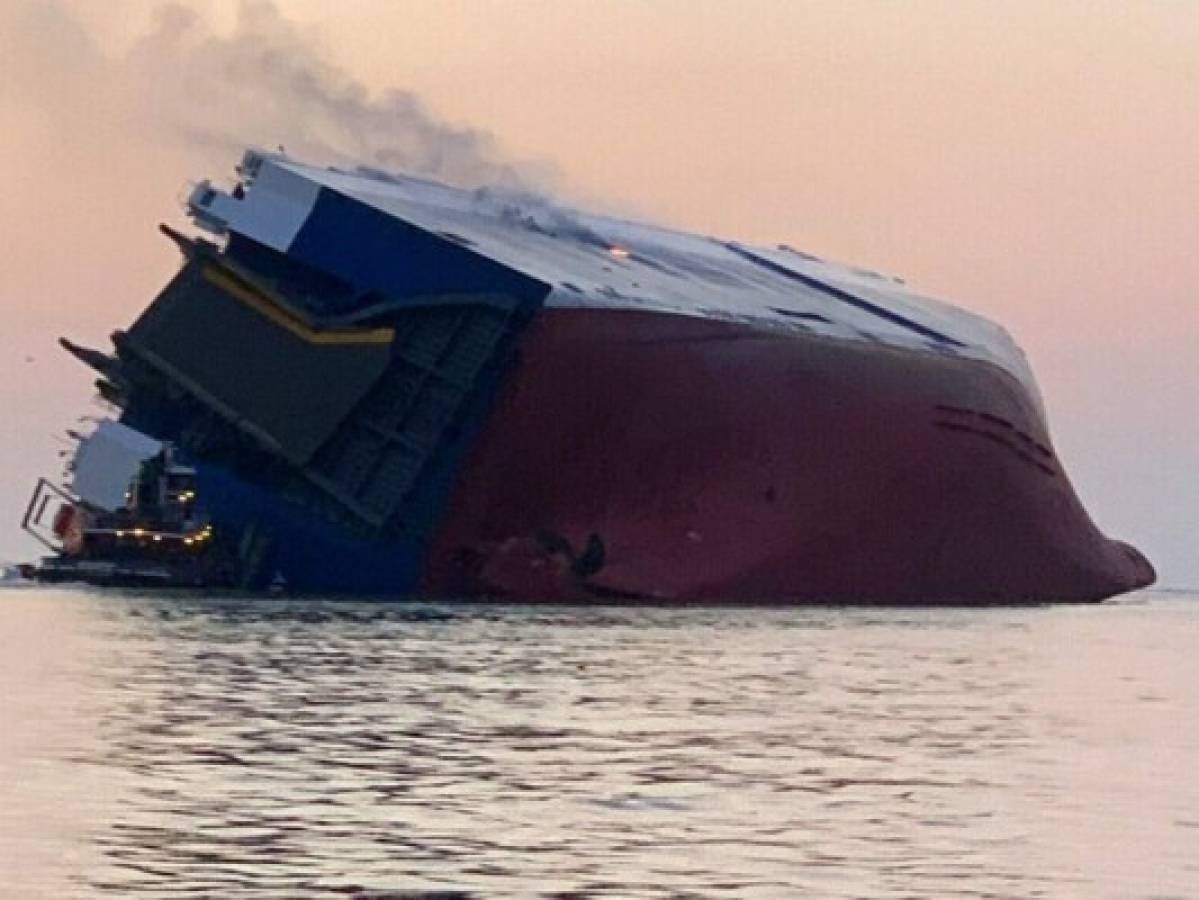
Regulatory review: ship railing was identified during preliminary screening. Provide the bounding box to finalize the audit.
[21,477,77,553]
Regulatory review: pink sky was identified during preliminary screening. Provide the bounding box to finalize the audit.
[1,0,1196,584]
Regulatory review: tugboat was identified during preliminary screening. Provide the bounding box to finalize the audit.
[22,422,231,587]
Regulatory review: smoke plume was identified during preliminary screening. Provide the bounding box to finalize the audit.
[0,0,566,563]
[1,0,552,189]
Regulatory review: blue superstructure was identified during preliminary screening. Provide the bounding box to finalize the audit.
[88,154,557,590]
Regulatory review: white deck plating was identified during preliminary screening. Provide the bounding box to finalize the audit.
[188,150,1043,417]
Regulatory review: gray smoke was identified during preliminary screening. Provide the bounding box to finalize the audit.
[1,0,641,251]
[3,0,553,190]
[469,186,613,247]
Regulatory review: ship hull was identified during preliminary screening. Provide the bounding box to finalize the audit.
[424,307,1153,603]
[32,151,1153,602]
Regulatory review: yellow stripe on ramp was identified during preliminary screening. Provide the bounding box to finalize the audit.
[202,266,395,345]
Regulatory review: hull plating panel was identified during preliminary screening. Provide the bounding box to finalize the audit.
[423,308,1153,603]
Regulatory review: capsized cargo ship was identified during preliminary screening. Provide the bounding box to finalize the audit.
[21,149,1153,602]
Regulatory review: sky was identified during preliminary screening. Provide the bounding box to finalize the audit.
[0,0,1195,585]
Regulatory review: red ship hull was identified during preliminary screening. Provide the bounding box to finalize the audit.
[425,308,1153,603]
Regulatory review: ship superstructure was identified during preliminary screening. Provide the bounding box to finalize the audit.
[21,149,1154,601]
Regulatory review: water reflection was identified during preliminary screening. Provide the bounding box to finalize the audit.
[1,589,1197,897]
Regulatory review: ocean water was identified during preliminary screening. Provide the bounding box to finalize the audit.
[0,588,1196,899]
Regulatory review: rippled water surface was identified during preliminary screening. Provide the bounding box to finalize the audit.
[1,589,1197,898]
